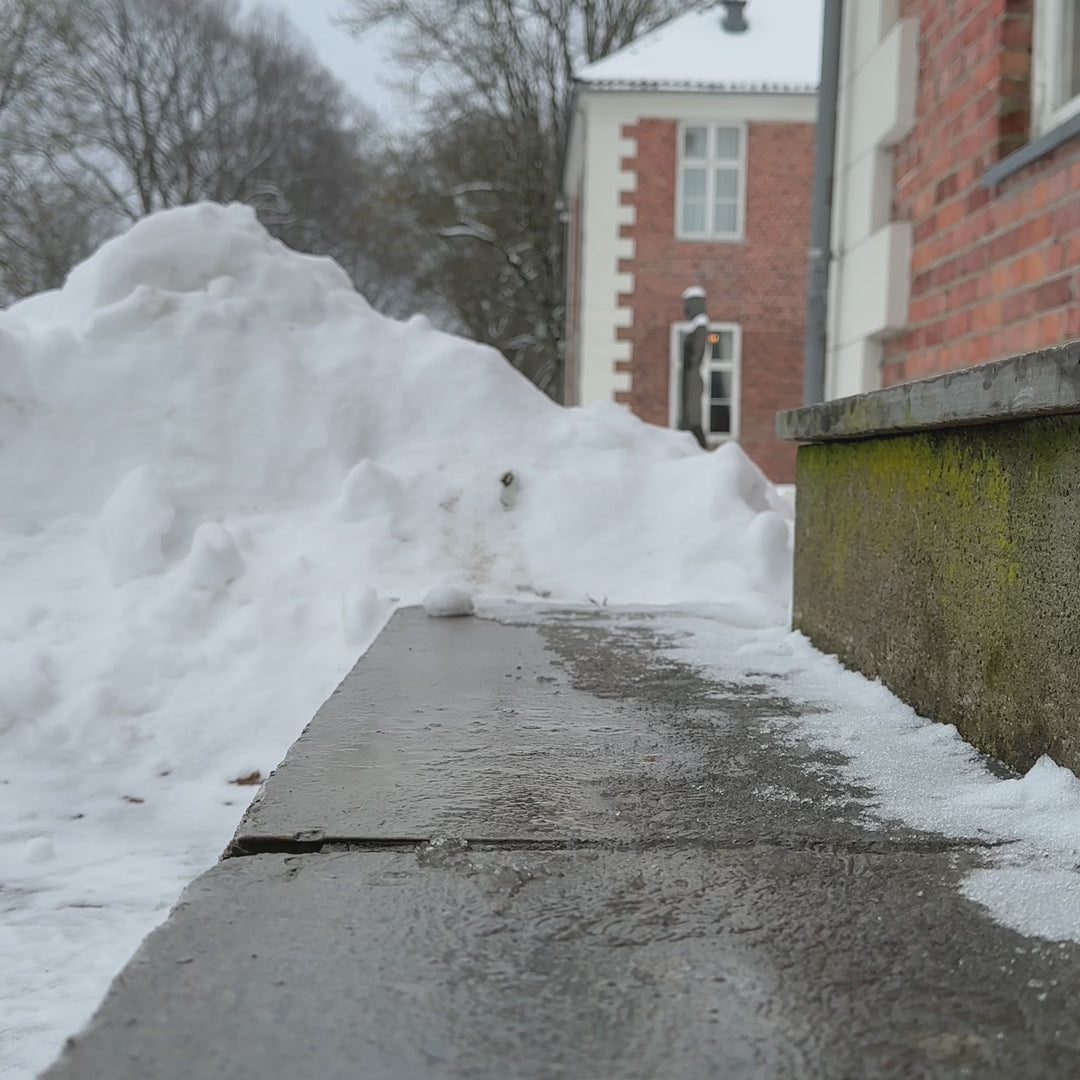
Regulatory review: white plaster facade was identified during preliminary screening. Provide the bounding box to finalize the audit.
[824,0,919,400]
[563,89,816,407]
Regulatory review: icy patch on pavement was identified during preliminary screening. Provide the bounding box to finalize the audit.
[667,614,1080,944]
[0,202,793,1077]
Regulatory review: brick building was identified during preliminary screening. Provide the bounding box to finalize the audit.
[826,0,1080,397]
[562,0,822,482]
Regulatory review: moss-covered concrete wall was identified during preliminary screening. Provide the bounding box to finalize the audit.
[794,415,1080,774]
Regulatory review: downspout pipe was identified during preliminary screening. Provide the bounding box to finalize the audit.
[803,0,843,405]
[556,82,580,407]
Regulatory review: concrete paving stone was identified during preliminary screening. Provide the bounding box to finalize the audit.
[44,846,1080,1080]
[232,609,908,853]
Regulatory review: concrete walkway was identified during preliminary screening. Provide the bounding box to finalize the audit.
[45,608,1080,1078]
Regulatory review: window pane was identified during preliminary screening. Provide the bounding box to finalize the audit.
[684,126,708,159]
[710,403,732,435]
[713,201,738,235]
[682,201,707,234]
[714,127,740,160]
[710,370,732,398]
[1067,0,1080,99]
[710,332,733,361]
[714,168,738,198]
[682,167,706,199]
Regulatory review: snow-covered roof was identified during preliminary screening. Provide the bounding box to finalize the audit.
[576,1,823,95]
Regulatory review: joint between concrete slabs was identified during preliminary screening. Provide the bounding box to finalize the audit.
[223,836,425,858]
[223,831,1016,861]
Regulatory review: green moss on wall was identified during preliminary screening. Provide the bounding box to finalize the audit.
[794,416,1080,774]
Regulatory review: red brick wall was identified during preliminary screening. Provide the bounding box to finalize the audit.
[619,118,814,483]
[885,0,1080,383]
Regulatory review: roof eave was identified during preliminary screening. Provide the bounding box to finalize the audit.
[576,79,818,94]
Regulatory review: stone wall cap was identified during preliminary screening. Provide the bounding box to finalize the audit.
[777,343,1080,442]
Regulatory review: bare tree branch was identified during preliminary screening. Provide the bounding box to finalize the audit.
[338,0,699,395]
[0,0,421,314]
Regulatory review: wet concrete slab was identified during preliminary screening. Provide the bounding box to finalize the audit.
[41,608,1080,1078]
[232,608,900,853]
[43,846,1080,1079]
[232,609,644,847]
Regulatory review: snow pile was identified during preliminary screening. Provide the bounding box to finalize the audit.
[98,467,176,584]
[423,584,476,618]
[1,203,792,605]
[0,202,792,1077]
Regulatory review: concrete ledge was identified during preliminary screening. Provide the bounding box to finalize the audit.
[792,412,1080,774]
[777,343,1080,442]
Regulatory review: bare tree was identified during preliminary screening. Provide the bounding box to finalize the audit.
[0,0,47,121]
[0,0,422,312]
[0,174,100,298]
[50,0,276,221]
[341,0,696,396]
[0,0,100,300]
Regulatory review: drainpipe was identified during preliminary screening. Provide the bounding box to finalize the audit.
[804,0,843,405]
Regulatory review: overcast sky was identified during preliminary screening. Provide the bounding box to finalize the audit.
[249,0,404,123]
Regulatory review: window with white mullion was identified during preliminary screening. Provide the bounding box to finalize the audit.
[681,166,708,234]
[705,330,736,438]
[678,123,744,240]
[668,322,741,441]
[1035,0,1080,132]
[713,167,739,235]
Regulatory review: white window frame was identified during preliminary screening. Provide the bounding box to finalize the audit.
[1033,0,1080,133]
[675,121,747,243]
[667,321,742,444]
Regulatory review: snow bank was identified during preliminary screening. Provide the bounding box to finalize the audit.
[1,202,790,607]
[423,584,476,618]
[97,467,176,584]
[0,202,792,1077]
